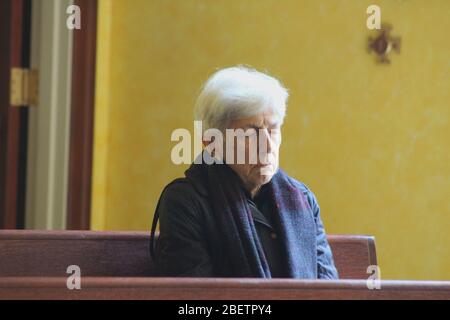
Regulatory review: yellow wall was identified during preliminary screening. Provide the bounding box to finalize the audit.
[92,0,450,280]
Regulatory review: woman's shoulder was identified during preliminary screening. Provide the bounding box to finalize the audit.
[281,171,312,195]
[155,177,207,230]
[281,172,319,210]
[159,177,200,204]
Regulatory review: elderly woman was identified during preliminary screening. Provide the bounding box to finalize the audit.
[150,66,338,279]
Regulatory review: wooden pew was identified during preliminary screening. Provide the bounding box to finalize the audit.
[0,230,376,279]
[0,230,449,299]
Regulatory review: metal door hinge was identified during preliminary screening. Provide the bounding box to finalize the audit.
[10,68,39,107]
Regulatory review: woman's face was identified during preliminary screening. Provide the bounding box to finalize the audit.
[226,109,282,195]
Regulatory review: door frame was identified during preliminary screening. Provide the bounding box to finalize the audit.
[66,0,98,230]
[24,0,98,230]
[25,0,74,229]
[2,0,98,230]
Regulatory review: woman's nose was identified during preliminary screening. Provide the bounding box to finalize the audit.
[256,129,274,165]
[259,129,274,154]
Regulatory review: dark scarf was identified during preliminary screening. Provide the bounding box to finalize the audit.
[150,151,315,278]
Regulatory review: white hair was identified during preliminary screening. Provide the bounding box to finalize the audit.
[194,66,289,132]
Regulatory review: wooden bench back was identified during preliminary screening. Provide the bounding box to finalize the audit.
[0,231,377,279]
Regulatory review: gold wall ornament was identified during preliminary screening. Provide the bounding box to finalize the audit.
[368,24,401,64]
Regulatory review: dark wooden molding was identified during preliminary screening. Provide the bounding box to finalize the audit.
[66,0,98,230]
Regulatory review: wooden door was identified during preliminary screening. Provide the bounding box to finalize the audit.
[0,0,31,229]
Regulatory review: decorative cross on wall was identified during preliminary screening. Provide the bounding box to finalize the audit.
[368,24,401,64]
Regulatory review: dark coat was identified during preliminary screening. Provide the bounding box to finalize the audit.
[152,165,339,279]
